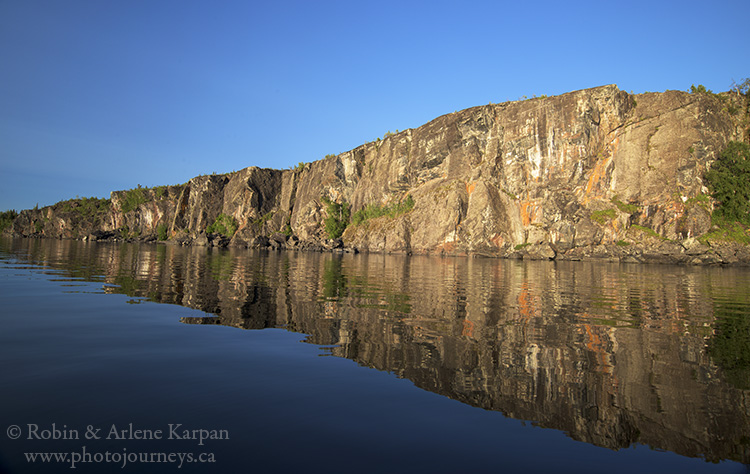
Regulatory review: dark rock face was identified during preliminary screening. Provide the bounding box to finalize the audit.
[5,85,749,263]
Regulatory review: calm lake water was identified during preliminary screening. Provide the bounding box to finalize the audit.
[0,236,749,473]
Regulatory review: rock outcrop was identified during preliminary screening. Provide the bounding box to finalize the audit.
[6,85,750,263]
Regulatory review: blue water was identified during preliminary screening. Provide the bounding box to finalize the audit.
[0,237,748,473]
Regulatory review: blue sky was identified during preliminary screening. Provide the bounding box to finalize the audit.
[1,0,748,211]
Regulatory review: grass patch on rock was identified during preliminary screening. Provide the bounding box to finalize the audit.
[591,208,617,224]
[698,217,750,245]
[611,196,639,214]
[351,195,414,227]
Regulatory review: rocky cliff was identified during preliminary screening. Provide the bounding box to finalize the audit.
[6,85,750,263]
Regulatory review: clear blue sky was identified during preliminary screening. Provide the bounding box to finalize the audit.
[1,0,748,211]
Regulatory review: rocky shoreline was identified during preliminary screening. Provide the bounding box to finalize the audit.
[4,85,749,265]
[7,232,750,266]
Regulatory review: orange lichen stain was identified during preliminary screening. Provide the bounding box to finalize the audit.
[584,157,609,202]
[667,200,686,222]
[638,199,686,229]
[610,135,620,155]
[519,201,539,227]
[462,319,475,338]
[466,181,476,196]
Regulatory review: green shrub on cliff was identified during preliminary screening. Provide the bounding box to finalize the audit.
[119,184,177,213]
[321,196,349,239]
[156,223,169,241]
[59,197,111,218]
[207,214,238,238]
[252,212,274,230]
[0,210,18,233]
[689,84,714,95]
[705,141,750,225]
[120,187,147,213]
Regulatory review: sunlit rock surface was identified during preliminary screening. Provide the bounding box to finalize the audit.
[7,85,749,263]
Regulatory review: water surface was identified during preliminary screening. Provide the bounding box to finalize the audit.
[0,237,748,473]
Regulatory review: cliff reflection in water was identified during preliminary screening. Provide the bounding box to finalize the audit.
[4,237,750,464]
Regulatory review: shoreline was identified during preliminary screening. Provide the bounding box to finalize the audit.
[4,234,749,267]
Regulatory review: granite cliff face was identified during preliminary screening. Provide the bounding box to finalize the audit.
[7,85,749,263]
